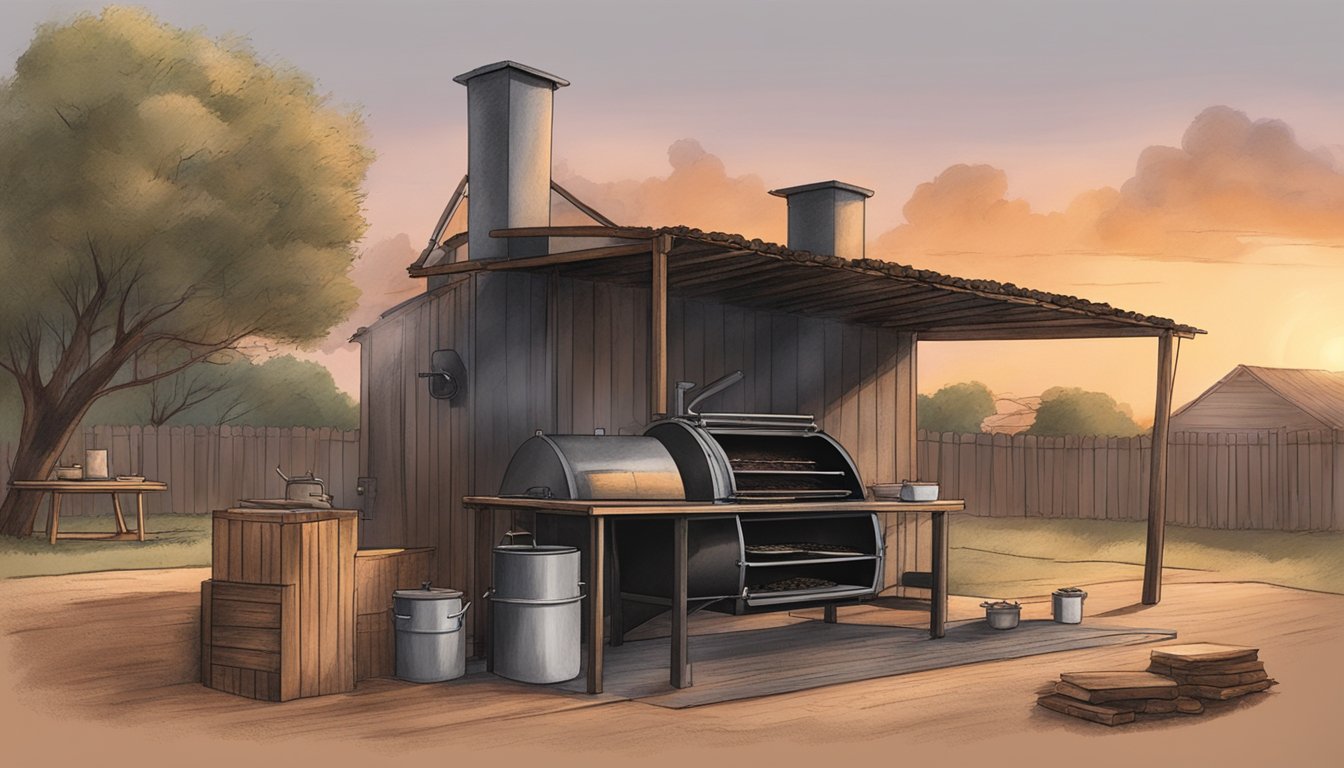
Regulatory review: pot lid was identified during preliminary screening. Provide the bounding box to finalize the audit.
[980,600,1020,609]
[393,585,463,600]
[1053,587,1088,596]
[492,544,578,555]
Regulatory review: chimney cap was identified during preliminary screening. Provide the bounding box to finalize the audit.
[453,60,570,88]
[769,180,875,199]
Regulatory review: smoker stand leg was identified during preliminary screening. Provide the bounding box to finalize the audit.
[609,519,624,647]
[930,511,948,639]
[479,507,493,671]
[671,516,691,688]
[824,605,838,624]
[586,516,605,695]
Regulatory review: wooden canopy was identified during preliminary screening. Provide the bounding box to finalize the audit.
[409,224,1205,341]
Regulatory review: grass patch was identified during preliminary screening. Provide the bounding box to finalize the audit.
[0,514,212,579]
[949,517,1344,598]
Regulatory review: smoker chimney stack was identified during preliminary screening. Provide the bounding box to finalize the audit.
[768,181,875,260]
[454,61,569,261]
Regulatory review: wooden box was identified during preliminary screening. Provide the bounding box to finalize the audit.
[354,547,436,681]
[202,508,358,701]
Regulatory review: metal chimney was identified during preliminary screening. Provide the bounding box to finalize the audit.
[768,180,875,260]
[454,61,570,261]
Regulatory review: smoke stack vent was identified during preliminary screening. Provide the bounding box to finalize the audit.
[454,61,569,261]
[768,180,874,260]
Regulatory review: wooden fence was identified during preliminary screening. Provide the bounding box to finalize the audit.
[918,429,1344,532]
[0,425,360,517]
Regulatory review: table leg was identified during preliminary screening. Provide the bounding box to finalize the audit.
[48,493,61,545]
[111,493,129,533]
[824,605,838,624]
[671,516,691,688]
[930,511,948,639]
[586,516,605,695]
[136,492,146,542]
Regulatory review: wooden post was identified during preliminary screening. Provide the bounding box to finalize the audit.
[930,510,948,638]
[587,516,605,694]
[650,235,671,418]
[1142,332,1176,605]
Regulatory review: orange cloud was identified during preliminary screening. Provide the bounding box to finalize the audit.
[876,106,1344,268]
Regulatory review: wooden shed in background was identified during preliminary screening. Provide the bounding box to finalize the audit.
[1172,365,1344,433]
[352,61,1204,642]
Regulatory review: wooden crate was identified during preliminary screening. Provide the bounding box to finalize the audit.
[354,547,436,681]
[201,580,295,700]
[203,508,358,700]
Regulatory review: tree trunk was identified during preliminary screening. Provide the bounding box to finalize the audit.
[0,402,90,538]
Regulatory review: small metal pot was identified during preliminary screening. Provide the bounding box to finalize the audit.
[275,466,333,508]
[392,583,470,683]
[1052,587,1087,624]
[899,481,939,502]
[980,600,1021,630]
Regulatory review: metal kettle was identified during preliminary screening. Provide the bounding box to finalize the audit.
[275,466,333,508]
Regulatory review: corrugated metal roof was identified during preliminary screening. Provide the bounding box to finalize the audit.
[1239,366,1344,430]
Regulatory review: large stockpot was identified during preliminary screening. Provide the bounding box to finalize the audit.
[392,584,471,683]
[488,532,583,684]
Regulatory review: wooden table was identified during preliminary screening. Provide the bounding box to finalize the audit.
[464,496,966,694]
[9,480,168,544]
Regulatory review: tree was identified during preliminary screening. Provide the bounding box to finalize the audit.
[917,381,995,434]
[0,8,372,536]
[1027,387,1143,437]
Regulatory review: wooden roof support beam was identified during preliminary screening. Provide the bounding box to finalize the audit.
[915,325,1179,341]
[650,234,671,418]
[409,241,653,277]
[489,225,655,240]
[1143,331,1176,605]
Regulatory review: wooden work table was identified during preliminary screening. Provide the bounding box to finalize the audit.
[10,479,168,544]
[464,496,967,695]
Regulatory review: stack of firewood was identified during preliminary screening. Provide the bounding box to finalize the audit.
[1037,643,1276,726]
[1148,643,1276,700]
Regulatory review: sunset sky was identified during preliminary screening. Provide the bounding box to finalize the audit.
[5,0,1343,418]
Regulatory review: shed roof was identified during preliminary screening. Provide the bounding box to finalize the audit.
[410,225,1204,341]
[1175,365,1344,430]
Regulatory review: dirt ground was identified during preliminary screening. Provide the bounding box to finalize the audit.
[1,568,1340,768]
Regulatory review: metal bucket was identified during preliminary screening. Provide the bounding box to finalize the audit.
[488,531,583,684]
[393,584,470,683]
[1052,587,1087,624]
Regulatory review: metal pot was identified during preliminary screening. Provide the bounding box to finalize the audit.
[276,466,333,508]
[488,531,583,684]
[54,465,83,481]
[1052,587,1087,624]
[980,600,1021,630]
[392,583,471,683]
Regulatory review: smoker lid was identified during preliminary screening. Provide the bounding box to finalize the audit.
[498,433,685,501]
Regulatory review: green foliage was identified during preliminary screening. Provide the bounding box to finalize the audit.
[0,6,372,393]
[1027,386,1143,436]
[85,354,357,429]
[917,381,995,434]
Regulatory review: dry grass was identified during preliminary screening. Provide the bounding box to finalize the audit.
[950,517,1344,597]
[0,514,211,579]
